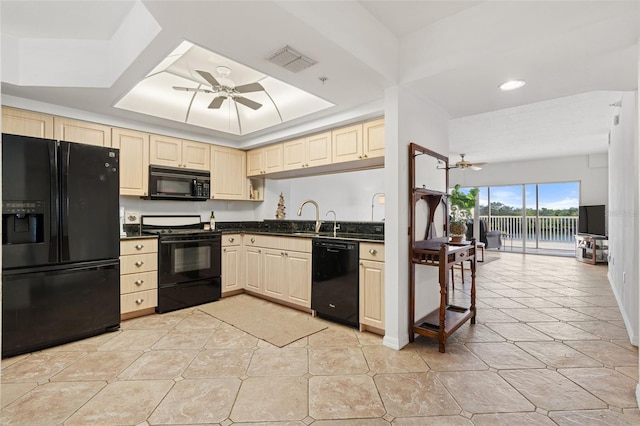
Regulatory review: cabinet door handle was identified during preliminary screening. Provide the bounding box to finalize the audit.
[135,261,144,267]
[134,279,144,285]
[360,262,363,266]
[135,298,144,304]
[369,249,377,255]
[135,244,144,250]
[223,248,227,252]
[251,238,255,243]
[228,237,235,243]
[258,249,262,254]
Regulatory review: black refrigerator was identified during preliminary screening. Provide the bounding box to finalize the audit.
[2,134,121,358]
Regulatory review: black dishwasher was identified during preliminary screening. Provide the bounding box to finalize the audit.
[312,239,359,328]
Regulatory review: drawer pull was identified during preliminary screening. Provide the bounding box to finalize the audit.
[369,249,377,255]
[135,261,144,267]
[251,238,255,243]
[135,244,144,250]
[228,237,235,243]
[134,279,144,285]
[135,298,144,305]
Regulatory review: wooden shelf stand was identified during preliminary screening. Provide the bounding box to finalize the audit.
[408,143,477,353]
[410,239,477,352]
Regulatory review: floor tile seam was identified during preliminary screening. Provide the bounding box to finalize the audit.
[493,367,597,413]
[548,368,616,409]
[1,350,94,384]
[36,378,110,425]
[432,371,497,417]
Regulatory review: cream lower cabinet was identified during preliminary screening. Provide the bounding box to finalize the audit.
[359,242,385,333]
[120,238,158,318]
[243,235,311,308]
[222,234,243,295]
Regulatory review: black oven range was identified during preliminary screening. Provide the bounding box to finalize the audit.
[141,215,221,313]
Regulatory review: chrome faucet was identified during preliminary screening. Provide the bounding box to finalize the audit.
[297,199,322,233]
[326,210,339,237]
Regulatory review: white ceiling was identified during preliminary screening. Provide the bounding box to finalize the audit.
[1,1,638,164]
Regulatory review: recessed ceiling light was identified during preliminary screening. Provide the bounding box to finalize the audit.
[499,80,526,91]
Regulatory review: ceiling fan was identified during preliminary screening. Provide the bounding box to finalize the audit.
[173,67,265,110]
[452,154,487,171]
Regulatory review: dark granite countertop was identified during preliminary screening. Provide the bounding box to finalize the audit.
[123,220,384,243]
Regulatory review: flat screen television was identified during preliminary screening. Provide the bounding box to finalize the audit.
[578,204,606,236]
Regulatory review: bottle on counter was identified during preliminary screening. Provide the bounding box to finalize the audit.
[210,211,216,230]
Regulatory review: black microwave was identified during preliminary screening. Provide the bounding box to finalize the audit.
[148,166,210,201]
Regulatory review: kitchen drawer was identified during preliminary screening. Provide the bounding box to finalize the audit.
[360,243,384,262]
[244,234,311,253]
[121,289,158,314]
[222,234,242,247]
[120,271,157,294]
[121,238,158,255]
[120,253,158,274]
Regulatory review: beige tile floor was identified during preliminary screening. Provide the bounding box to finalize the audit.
[2,252,639,425]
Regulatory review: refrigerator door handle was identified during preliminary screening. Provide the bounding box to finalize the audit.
[60,141,71,261]
[48,141,60,263]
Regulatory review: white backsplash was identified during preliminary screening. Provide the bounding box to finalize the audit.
[119,168,385,224]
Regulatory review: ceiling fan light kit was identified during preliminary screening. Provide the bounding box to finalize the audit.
[451,154,487,171]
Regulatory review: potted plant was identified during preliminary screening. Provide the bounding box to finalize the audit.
[449,184,479,243]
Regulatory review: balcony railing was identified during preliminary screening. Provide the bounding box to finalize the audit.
[480,215,578,252]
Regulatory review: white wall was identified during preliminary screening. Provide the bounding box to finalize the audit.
[383,86,450,350]
[608,91,638,347]
[119,168,385,225]
[449,154,608,207]
[260,169,385,222]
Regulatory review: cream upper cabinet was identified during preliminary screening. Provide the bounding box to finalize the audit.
[150,135,181,167]
[283,131,331,171]
[111,127,149,196]
[363,118,385,159]
[246,144,283,176]
[150,135,210,171]
[54,117,111,146]
[282,138,306,171]
[359,242,385,332]
[332,123,363,163]
[211,146,246,200]
[332,119,385,164]
[182,140,211,170]
[2,107,53,138]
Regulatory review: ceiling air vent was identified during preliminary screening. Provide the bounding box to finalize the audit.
[267,45,316,73]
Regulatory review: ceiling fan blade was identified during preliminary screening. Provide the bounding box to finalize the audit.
[172,86,213,94]
[235,96,262,110]
[234,82,264,93]
[208,96,227,109]
[196,70,221,87]
[469,165,483,171]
